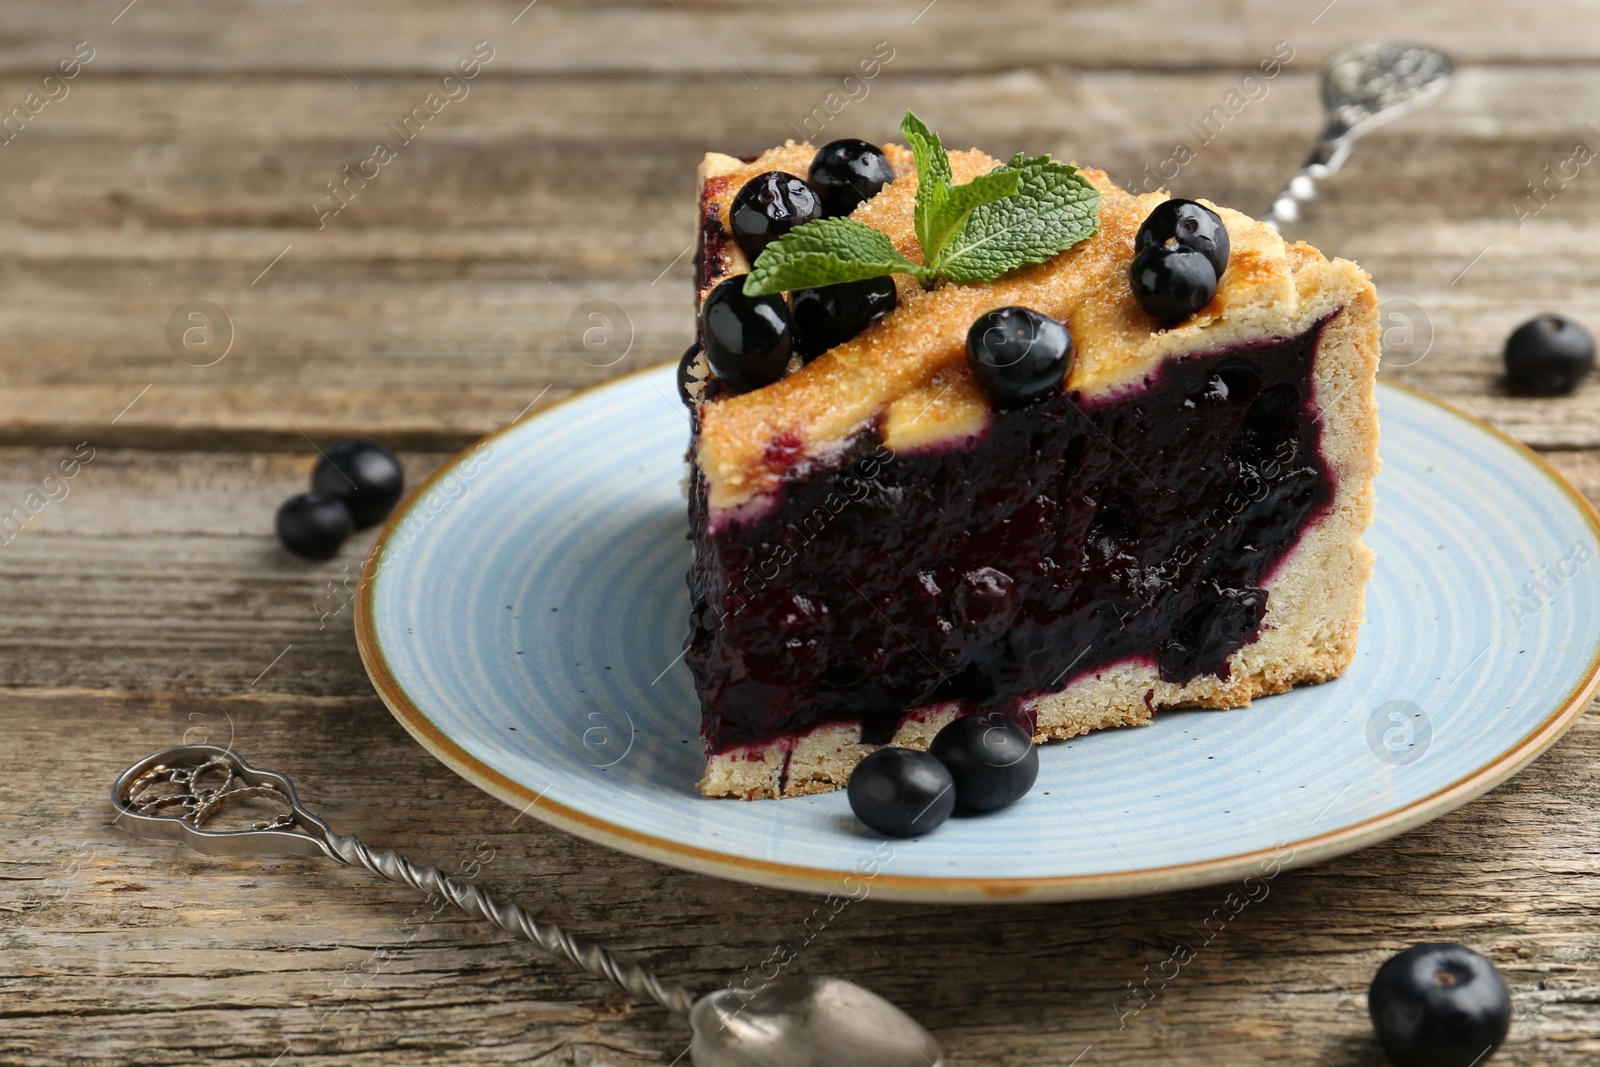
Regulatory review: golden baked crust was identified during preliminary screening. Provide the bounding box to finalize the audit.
[695,142,1346,513]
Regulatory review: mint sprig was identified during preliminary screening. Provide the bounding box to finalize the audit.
[743,216,922,295]
[742,110,1100,298]
[901,110,1021,274]
[936,153,1102,283]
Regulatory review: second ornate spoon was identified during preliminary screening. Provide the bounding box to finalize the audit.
[111,745,944,1067]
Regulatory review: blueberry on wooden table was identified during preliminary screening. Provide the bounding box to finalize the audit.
[847,748,955,837]
[312,440,404,528]
[275,492,353,560]
[1503,313,1594,396]
[1368,943,1511,1067]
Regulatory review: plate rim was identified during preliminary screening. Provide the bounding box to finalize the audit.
[355,367,1600,903]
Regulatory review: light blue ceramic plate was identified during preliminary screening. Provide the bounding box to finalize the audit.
[357,367,1600,903]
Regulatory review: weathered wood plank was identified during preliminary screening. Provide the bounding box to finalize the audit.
[6,1,1600,1063]
[0,447,454,696]
[3,688,1598,1065]
[0,0,1596,76]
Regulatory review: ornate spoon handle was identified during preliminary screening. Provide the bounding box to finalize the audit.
[320,829,697,1013]
[1263,41,1455,233]
[111,745,697,1015]
[1262,151,1340,232]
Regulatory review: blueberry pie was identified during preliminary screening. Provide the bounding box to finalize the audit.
[684,134,1379,799]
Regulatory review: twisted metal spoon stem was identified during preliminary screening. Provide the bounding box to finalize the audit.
[113,746,946,1065]
[112,746,696,1014]
[319,829,697,1013]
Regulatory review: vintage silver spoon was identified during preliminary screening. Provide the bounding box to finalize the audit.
[112,745,943,1067]
[1263,41,1456,231]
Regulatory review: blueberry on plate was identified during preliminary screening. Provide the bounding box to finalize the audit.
[699,275,793,393]
[847,748,956,837]
[312,441,405,528]
[929,713,1039,813]
[729,171,822,260]
[276,492,353,561]
[677,342,706,406]
[807,139,897,217]
[1368,943,1512,1067]
[790,275,898,361]
[1504,313,1595,396]
[965,306,1075,408]
[1136,198,1230,278]
[1130,245,1218,325]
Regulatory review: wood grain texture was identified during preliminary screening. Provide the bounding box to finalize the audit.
[2,0,1599,75]
[3,0,1600,1062]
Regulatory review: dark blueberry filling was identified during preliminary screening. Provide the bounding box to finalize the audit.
[686,318,1336,754]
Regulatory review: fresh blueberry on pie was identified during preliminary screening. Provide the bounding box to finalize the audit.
[684,113,1379,799]
[807,138,898,218]
[728,171,823,260]
[791,276,898,362]
[698,275,793,393]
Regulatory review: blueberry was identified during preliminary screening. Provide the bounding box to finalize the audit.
[790,276,898,361]
[677,342,706,406]
[929,713,1039,813]
[275,492,352,561]
[1368,943,1511,1067]
[311,441,405,528]
[949,567,1018,633]
[1130,245,1218,325]
[1504,314,1594,396]
[699,275,793,393]
[807,139,896,217]
[847,748,955,837]
[1136,199,1230,278]
[729,171,822,261]
[965,306,1075,408]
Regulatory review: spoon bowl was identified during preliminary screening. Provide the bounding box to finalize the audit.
[690,976,945,1067]
[1264,40,1456,229]
[1320,41,1457,147]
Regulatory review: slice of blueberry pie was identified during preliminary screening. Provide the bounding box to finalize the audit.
[682,113,1379,799]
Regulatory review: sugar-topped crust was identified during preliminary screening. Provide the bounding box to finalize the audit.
[694,142,1355,513]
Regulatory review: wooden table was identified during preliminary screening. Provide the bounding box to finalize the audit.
[4,2,1599,1063]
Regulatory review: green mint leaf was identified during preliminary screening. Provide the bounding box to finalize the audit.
[743,217,924,296]
[900,110,951,260]
[738,117,1102,302]
[919,167,1020,274]
[937,153,1101,284]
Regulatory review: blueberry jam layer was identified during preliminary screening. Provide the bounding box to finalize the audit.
[686,318,1337,754]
